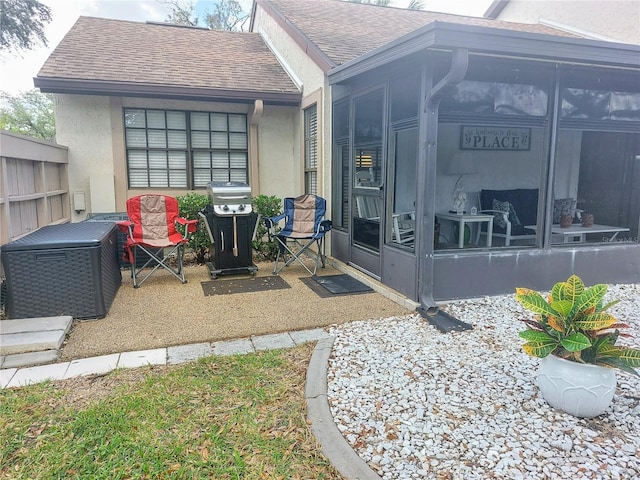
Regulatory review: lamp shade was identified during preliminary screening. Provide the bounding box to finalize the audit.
[447,152,478,176]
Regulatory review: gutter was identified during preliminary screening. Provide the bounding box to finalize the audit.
[484,0,509,19]
[33,78,302,106]
[328,21,640,85]
[417,48,469,310]
[249,99,263,196]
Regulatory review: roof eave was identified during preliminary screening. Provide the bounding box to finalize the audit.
[328,22,640,84]
[484,0,509,19]
[255,0,337,73]
[33,77,301,106]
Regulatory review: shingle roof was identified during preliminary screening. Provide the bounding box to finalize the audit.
[261,0,578,68]
[36,17,300,103]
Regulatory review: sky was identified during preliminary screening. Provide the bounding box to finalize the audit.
[0,0,494,97]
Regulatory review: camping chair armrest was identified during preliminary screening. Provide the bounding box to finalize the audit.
[320,219,332,232]
[315,219,332,236]
[264,214,286,237]
[176,217,199,238]
[116,220,134,238]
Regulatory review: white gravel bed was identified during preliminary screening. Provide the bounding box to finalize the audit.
[327,284,640,479]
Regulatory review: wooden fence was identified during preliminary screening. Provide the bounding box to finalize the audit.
[0,130,69,249]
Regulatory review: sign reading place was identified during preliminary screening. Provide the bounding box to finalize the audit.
[461,126,531,151]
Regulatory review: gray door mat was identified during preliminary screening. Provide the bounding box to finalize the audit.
[417,306,473,333]
[300,274,374,297]
[201,276,291,296]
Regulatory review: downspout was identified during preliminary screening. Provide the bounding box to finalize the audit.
[249,99,263,195]
[416,48,469,310]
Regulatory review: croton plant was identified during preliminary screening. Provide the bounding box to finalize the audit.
[516,274,640,376]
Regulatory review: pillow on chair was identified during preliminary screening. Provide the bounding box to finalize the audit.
[553,198,577,224]
[492,199,521,229]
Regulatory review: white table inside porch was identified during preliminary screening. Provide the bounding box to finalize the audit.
[525,224,630,243]
[436,212,494,248]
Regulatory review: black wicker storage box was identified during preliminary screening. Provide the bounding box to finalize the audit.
[1,222,122,319]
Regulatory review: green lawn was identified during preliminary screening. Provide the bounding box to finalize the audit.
[0,344,341,479]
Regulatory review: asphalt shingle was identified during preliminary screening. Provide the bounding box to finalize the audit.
[37,17,299,95]
[265,0,578,67]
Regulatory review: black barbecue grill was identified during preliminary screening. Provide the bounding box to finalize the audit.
[199,181,258,279]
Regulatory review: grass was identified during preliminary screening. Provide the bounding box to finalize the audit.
[0,344,342,479]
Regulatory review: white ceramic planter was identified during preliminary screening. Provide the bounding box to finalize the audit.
[537,355,617,418]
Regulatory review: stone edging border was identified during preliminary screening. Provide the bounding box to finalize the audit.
[305,336,382,480]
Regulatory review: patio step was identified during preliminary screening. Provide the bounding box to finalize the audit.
[0,316,73,369]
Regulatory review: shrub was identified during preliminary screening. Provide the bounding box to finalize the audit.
[177,192,211,264]
[252,194,282,261]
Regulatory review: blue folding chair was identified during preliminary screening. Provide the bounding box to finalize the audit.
[264,194,332,275]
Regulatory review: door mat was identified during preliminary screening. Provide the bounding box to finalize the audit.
[201,276,291,296]
[417,306,473,333]
[300,274,374,297]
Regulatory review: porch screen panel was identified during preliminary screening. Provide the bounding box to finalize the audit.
[125,108,247,189]
[332,100,350,229]
[554,66,640,243]
[436,55,551,251]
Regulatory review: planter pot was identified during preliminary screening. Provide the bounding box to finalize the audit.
[537,355,616,418]
[581,213,595,227]
[560,214,573,228]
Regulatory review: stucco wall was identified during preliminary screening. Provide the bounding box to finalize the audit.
[54,93,298,218]
[252,7,326,93]
[253,4,333,202]
[255,105,299,199]
[54,94,115,222]
[495,1,640,44]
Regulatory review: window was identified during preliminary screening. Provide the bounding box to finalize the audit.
[124,109,248,189]
[304,104,318,194]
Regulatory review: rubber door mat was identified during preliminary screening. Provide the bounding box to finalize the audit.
[201,276,291,296]
[300,274,373,297]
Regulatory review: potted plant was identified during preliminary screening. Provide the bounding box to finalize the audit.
[515,274,640,417]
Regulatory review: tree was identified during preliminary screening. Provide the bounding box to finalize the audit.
[0,0,52,54]
[161,0,249,31]
[0,89,55,141]
[204,0,247,31]
[162,0,198,26]
[408,0,425,10]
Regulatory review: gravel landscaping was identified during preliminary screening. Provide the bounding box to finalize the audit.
[327,283,640,479]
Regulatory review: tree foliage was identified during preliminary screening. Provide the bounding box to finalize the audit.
[161,0,248,31]
[204,0,247,31]
[0,89,55,141]
[162,0,198,26]
[0,0,52,54]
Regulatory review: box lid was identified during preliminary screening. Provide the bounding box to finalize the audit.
[1,223,115,252]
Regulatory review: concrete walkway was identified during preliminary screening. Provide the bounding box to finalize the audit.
[0,327,330,388]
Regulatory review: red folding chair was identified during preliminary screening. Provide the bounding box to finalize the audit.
[117,195,198,288]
